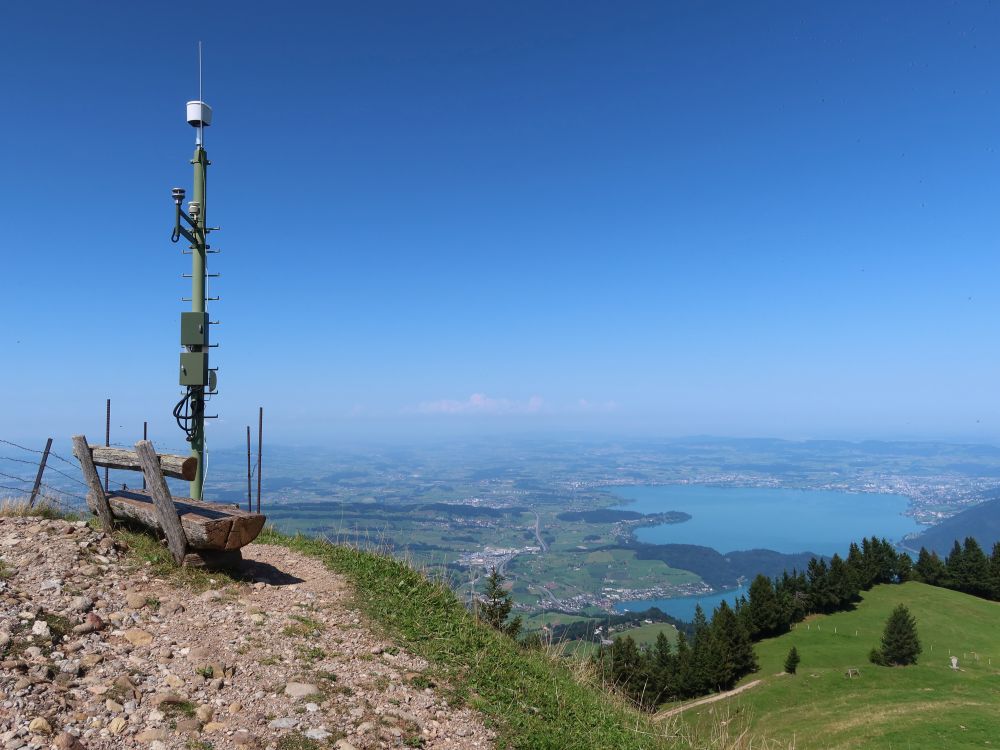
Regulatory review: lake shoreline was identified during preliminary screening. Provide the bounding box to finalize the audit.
[606,483,919,620]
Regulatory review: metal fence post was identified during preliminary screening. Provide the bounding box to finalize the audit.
[28,438,53,508]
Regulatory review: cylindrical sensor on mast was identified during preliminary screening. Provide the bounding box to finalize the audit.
[186,100,213,128]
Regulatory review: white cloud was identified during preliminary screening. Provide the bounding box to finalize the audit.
[413,393,545,416]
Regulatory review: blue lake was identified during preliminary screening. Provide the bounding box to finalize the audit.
[617,589,746,622]
[611,484,920,620]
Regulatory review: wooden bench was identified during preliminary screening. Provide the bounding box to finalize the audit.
[72,435,266,569]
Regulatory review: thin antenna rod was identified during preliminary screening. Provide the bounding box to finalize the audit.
[197,41,204,147]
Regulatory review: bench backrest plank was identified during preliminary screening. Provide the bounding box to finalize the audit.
[89,445,198,482]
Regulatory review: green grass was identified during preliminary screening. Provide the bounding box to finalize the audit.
[256,527,710,750]
[677,582,1000,749]
[113,523,240,592]
[0,497,81,521]
[616,621,679,648]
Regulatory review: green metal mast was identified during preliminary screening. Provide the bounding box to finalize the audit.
[171,96,215,501]
[189,144,208,499]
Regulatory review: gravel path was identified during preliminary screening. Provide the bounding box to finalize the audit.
[0,517,494,750]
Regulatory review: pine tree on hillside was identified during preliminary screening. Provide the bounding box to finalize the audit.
[990,543,1000,600]
[745,574,784,639]
[651,631,676,702]
[961,537,991,598]
[893,549,913,583]
[945,540,964,588]
[871,604,921,666]
[478,567,522,637]
[913,547,946,586]
[608,635,646,703]
[784,646,800,674]
[673,630,696,699]
[828,554,859,609]
[846,541,864,576]
[710,601,757,690]
[690,605,713,696]
[807,558,838,613]
[859,537,878,589]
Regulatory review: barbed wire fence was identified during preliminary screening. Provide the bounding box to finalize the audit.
[0,438,91,516]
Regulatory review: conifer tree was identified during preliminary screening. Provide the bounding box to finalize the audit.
[807,558,837,613]
[651,631,676,701]
[945,540,964,588]
[745,574,784,639]
[690,605,713,695]
[784,646,800,674]
[871,604,921,666]
[894,549,913,583]
[961,537,990,597]
[710,601,757,690]
[608,635,644,701]
[828,554,859,608]
[990,542,1000,600]
[914,547,946,586]
[673,630,695,698]
[859,537,878,589]
[478,567,522,637]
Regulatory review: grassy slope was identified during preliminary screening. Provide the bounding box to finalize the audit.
[619,621,680,647]
[678,582,1000,749]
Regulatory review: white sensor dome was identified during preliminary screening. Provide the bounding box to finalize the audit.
[186,100,213,128]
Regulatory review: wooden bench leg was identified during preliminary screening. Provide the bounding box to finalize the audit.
[72,435,114,532]
[135,440,188,565]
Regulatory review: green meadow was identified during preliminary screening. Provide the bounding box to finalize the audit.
[676,581,1000,748]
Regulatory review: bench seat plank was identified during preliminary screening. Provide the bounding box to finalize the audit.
[87,489,266,550]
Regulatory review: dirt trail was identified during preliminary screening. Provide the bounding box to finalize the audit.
[0,517,494,749]
[655,679,763,719]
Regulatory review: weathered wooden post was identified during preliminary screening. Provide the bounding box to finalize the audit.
[72,435,114,532]
[135,440,188,565]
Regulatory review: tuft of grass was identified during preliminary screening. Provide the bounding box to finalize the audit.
[276,735,321,750]
[0,497,79,520]
[162,700,197,719]
[114,524,239,593]
[296,645,326,662]
[258,528,696,750]
[282,614,324,638]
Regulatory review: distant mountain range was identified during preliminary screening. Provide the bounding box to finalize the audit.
[906,492,1000,555]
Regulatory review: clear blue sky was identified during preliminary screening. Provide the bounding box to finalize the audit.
[3,1,1000,447]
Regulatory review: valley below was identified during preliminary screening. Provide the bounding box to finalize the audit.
[152,436,1000,645]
